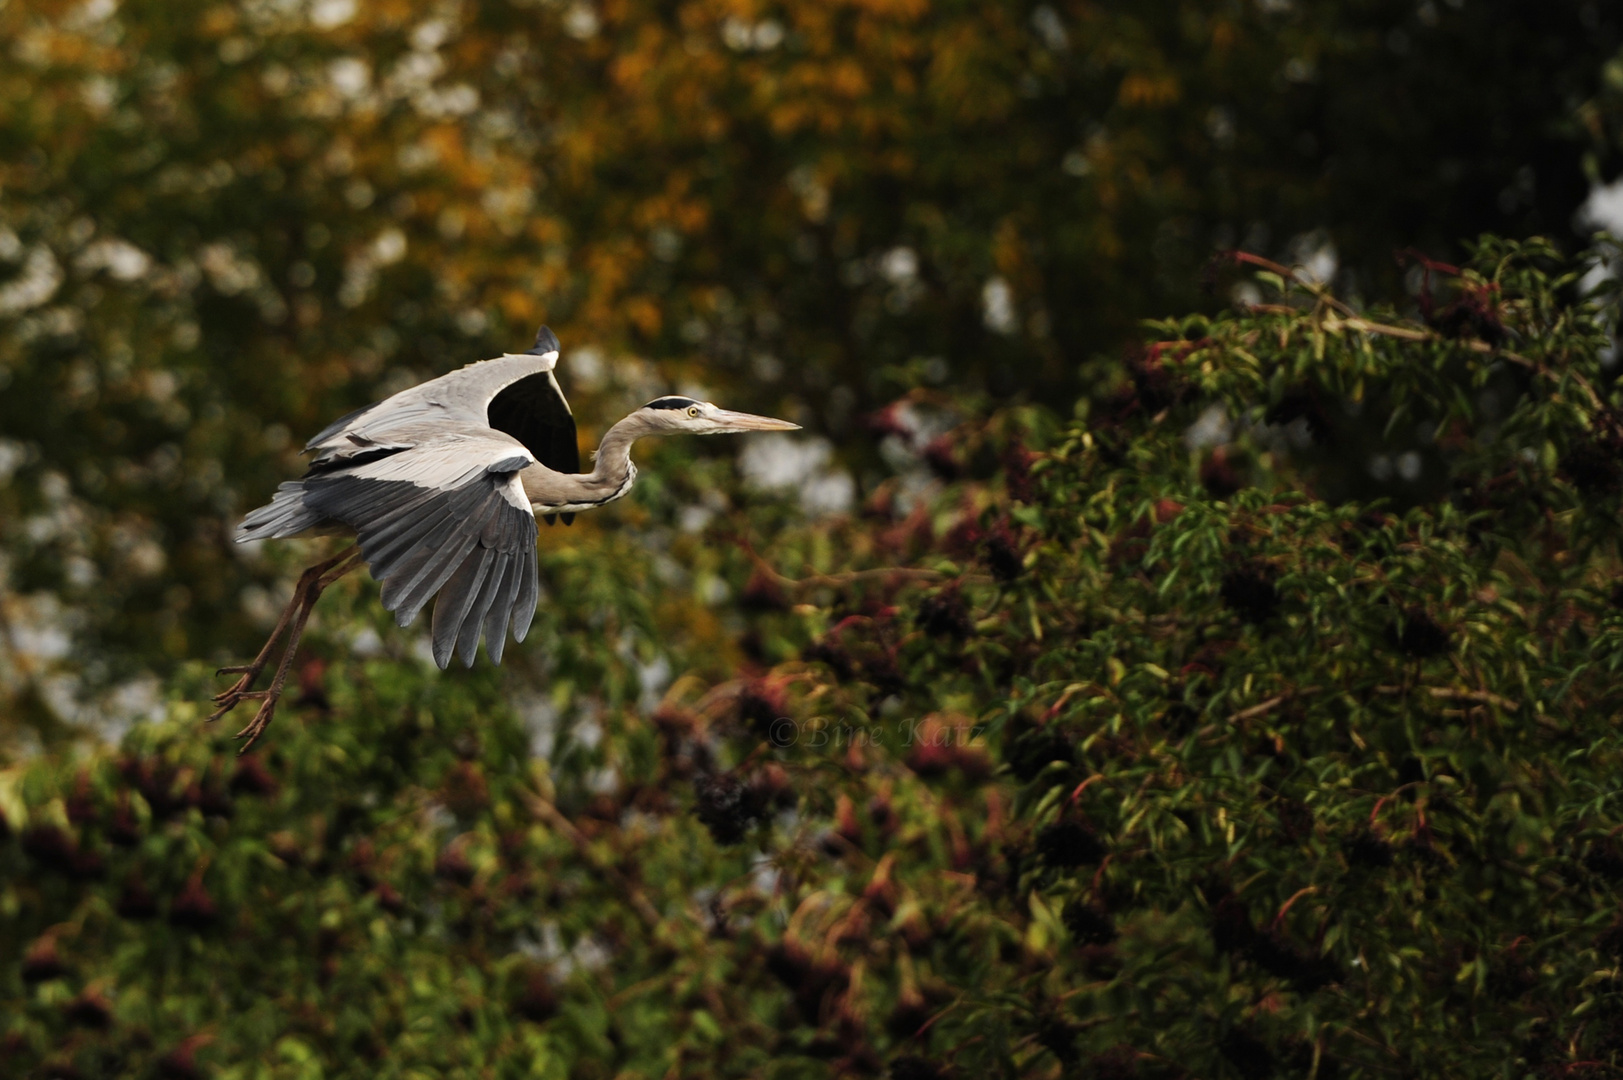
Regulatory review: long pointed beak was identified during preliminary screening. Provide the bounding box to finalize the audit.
[713,409,802,432]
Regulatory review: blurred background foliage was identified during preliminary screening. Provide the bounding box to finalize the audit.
[3,0,1623,695]
[6,0,1623,1076]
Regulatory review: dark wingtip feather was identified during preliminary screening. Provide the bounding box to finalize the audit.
[530,325,560,355]
[512,551,539,642]
[432,550,494,670]
[481,559,516,665]
[456,556,506,667]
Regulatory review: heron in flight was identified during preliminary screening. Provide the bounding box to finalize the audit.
[213,326,799,749]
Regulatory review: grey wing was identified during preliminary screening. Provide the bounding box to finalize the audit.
[299,435,541,669]
[304,327,567,465]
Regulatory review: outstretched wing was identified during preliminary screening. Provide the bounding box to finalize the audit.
[304,326,575,468]
[299,433,540,668]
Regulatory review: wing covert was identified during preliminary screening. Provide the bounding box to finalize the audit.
[299,436,540,668]
[303,325,569,463]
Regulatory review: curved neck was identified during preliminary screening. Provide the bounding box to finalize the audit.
[518,413,650,509]
[587,413,644,485]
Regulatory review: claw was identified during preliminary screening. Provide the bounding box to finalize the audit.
[233,699,279,751]
[208,688,268,722]
[216,664,253,675]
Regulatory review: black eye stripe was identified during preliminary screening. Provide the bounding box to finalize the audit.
[645,396,699,411]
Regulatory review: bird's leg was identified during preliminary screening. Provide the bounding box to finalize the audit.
[228,549,362,752]
[209,547,361,744]
[229,568,333,750]
[211,546,359,705]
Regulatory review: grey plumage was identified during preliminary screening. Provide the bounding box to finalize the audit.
[233,324,799,675]
[240,346,569,668]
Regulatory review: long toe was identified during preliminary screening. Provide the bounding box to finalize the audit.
[234,701,278,749]
[208,689,268,719]
[212,684,257,705]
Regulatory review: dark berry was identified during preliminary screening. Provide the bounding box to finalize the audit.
[982,524,1024,583]
[1219,1030,1275,1080]
[64,992,112,1029]
[1037,821,1107,868]
[1062,900,1117,945]
[694,773,764,845]
[1221,564,1279,625]
[740,568,790,612]
[21,937,67,982]
[1344,830,1394,868]
[230,756,279,796]
[915,589,974,640]
[1007,728,1075,782]
[168,875,218,930]
[889,1056,948,1080]
[435,840,475,885]
[513,967,558,1022]
[1391,611,1449,659]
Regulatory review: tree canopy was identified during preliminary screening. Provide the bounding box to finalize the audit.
[8,238,1623,1077]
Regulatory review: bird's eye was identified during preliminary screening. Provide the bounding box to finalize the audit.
[687,405,700,418]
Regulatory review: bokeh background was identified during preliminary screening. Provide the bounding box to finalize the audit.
[3,0,1622,740]
[6,2,1623,1077]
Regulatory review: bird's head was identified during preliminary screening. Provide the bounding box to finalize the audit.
[636,396,801,435]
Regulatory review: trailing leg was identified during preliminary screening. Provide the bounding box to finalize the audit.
[208,547,360,744]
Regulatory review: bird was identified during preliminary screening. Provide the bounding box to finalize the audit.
[212,325,800,750]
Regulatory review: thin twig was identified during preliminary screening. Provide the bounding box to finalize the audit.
[1315,315,1607,413]
[1373,685,1517,711]
[735,533,946,590]
[1320,315,1433,342]
[1229,694,1289,722]
[518,788,662,928]
[1272,885,1318,931]
[1368,782,1425,827]
[1229,251,1359,318]
[1066,773,1107,807]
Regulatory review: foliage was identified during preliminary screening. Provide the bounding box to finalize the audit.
[5,239,1623,1077]
[3,0,1623,703]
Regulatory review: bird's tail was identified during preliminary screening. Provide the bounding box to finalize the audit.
[236,482,323,542]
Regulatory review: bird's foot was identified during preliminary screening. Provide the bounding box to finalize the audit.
[232,695,281,753]
[211,665,267,709]
[207,686,269,725]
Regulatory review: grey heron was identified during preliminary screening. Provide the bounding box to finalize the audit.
[214,326,799,749]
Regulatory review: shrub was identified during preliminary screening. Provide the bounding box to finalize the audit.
[5,237,1623,1076]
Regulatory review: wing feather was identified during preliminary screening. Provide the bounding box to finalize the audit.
[455,554,508,666]
[512,546,539,643]
[481,557,516,665]
[298,435,540,667]
[304,336,566,459]
[432,547,496,668]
